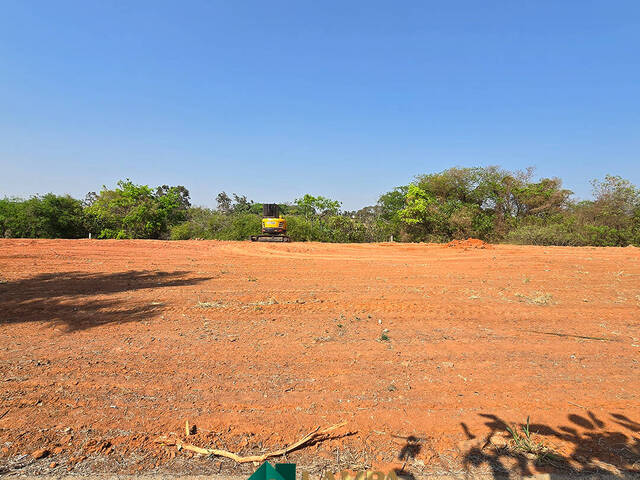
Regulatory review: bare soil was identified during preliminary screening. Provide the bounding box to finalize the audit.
[1,239,639,477]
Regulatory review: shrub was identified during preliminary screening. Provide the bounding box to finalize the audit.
[170,222,194,240]
[583,225,634,247]
[0,195,87,238]
[286,215,325,242]
[325,215,371,243]
[215,213,262,240]
[505,223,585,246]
[85,180,189,239]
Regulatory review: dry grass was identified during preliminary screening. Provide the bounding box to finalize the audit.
[247,297,279,306]
[195,300,228,309]
[514,291,554,305]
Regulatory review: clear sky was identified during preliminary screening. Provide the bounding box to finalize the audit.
[1,1,639,210]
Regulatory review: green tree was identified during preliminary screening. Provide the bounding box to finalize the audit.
[231,194,254,213]
[589,175,639,230]
[0,198,19,237]
[294,194,341,219]
[377,187,407,221]
[217,213,262,240]
[85,180,189,239]
[325,215,370,242]
[216,192,232,213]
[395,167,573,242]
[0,194,86,238]
[291,194,342,241]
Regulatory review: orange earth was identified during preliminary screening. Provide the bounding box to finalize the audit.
[1,239,639,476]
[445,238,491,249]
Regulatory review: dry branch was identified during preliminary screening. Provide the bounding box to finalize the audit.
[155,421,347,464]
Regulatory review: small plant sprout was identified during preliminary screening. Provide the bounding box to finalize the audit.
[505,416,558,463]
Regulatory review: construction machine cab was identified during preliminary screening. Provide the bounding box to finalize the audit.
[263,203,280,218]
[250,203,291,242]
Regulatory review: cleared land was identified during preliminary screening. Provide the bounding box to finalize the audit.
[1,239,639,477]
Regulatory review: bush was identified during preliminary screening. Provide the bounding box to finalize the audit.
[1,172,639,246]
[286,215,336,242]
[215,213,262,240]
[505,221,640,247]
[85,180,189,239]
[171,207,220,239]
[169,210,262,240]
[0,195,87,238]
[170,222,195,240]
[505,223,586,246]
[325,215,371,243]
[583,225,634,247]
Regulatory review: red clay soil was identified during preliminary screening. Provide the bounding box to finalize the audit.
[1,239,639,476]
[445,238,491,249]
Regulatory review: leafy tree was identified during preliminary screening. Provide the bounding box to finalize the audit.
[294,194,341,218]
[0,194,86,238]
[394,167,575,242]
[156,185,191,210]
[85,180,188,239]
[39,194,87,238]
[377,187,407,221]
[216,192,232,213]
[589,175,639,230]
[513,178,572,218]
[155,185,191,227]
[0,198,19,237]
[363,186,407,240]
[222,213,262,240]
[325,215,370,242]
[286,215,327,242]
[83,191,98,207]
[398,183,445,239]
[216,192,257,214]
[288,194,342,241]
[1,168,638,246]
[231,194,254,213]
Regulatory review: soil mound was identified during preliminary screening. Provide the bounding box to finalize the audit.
[445,237,491,249]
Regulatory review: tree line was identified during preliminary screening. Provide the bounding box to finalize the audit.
[1,167,639,246]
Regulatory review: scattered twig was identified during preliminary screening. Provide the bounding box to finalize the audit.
[524,330,617,342]
[568,401,588,410]
[0,409,8,420]
[156,422,348,463]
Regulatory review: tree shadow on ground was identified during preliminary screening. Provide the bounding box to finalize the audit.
[461,412,640,478]
[393,434,423,480]
[0,270,211,332]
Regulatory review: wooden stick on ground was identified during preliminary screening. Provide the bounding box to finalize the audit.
[156,422,347,464]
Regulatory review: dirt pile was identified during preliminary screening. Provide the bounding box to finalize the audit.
[445,237,491,249]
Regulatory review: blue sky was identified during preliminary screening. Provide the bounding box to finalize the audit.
[1,1,639,209]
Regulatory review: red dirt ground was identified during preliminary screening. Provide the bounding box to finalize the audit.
[1,239,639,476]
[445,238,491,249]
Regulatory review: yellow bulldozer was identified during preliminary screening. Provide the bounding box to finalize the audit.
[250,203,291,242]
